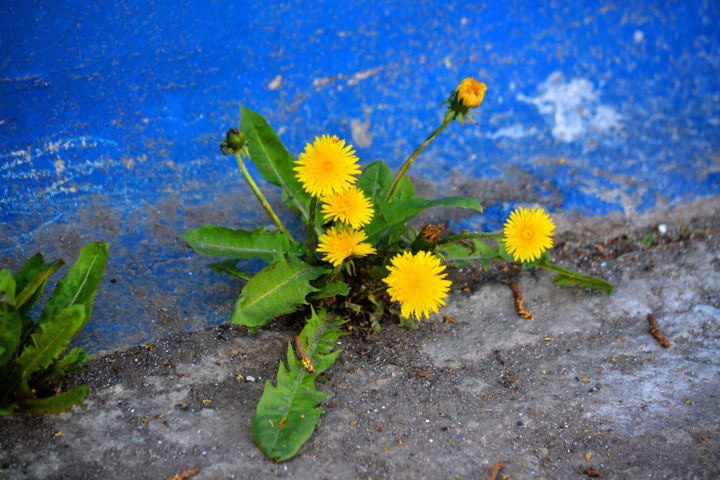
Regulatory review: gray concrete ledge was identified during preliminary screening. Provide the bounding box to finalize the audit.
[1,202,718,480]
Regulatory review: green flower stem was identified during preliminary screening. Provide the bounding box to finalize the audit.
[385,117,453,201]
[306,197,318,258]
[438,232,501,245]
[234,151,293,241]
[330,264,343,282]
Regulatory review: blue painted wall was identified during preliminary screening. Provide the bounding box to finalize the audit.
[1,0,718,352]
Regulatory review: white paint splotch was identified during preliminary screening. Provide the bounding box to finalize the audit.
[518,72,623,143]
[487,124,538,140]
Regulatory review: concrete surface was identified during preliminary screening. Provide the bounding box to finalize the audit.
[2,1,719,478]
[1,202,718,479]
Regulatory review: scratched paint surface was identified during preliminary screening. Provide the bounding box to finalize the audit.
[1,1,718,353]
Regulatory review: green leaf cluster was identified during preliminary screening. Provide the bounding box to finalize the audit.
[358,162,483,245]
[252,309,346,461]
[0,242,108,415]
[184,107,485,335]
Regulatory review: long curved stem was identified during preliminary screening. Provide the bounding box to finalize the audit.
[306,197,318,258]
[385,117,453,201]
[235,151,293,241]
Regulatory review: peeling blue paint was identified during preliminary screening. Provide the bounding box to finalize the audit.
[1,0,718,353]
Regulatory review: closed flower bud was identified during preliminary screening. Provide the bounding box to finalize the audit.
[443,77,487,125]
[220,128,246,155]
[411,224,442,253]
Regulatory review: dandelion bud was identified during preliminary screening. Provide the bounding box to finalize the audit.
[411,224,442,253]
[221,128,246,154]
[443,78,487,125]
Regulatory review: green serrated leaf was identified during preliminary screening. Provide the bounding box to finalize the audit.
[438,244,473,267]
[358,162,420,244]
[0,269,15,306]
[439,240,500,269]
[16,305,86,380]
[231,257,328,327]
[297,309,347,375]
[209,260,251,281]
[0,270,21,366]
[16,384,89,414]
[253,358,326,462]
[552,273,614,294]
[14,253,45,292]
[393,176,415,201]
[252,310,345,462]
[38,242,108,327]
[357,161,393,205]
[15,259,65,314]
[184,226,301,263]
[495,238,516,263]
[240,105,312,221]
[39,347,92,386]
[538,260,613,294]
[310,281,350,300]
[367,196,483,244]
[0,308,21,367]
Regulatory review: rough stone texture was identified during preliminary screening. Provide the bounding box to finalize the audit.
[1,203,718,480]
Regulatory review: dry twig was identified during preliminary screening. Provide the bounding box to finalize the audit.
[294,335,316,373]
[166,466,201,480]
[510,282,533,319]
[647,313,671,348]
[580,466,602,478]
[485,461,504,480]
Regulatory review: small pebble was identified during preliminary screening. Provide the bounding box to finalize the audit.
[245,375,256,382]
[658,224,667,234]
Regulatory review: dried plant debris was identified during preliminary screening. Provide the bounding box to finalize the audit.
[509,281,534,319]
[165,466,200,480]
[647,313,671,348]
[485,461,505,480]
[580,466,603,478]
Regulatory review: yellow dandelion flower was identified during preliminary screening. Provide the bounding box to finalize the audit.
[457,77,487,108]
[321,186,374,229]
[502,207,556,263]
[316,226,376,267]
[383,250,452,320]
[295,135,361,198]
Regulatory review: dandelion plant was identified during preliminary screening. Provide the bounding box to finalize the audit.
[185,78,612,461]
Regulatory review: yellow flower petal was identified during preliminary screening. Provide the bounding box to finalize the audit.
[457,77,487,108]
[502,207,556,263]
[295,135,361,198]
[321,186,374,229]
[383,250,452,320]
[317,226,376,266]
